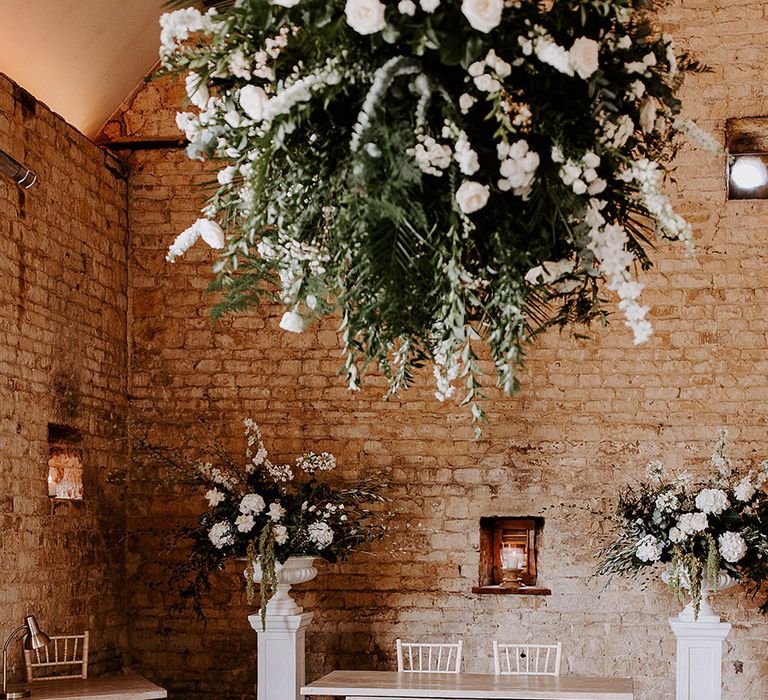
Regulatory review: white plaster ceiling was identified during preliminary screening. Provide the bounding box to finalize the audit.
[0,0,166,139]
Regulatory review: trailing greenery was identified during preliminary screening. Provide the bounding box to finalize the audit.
[160,0,707,427]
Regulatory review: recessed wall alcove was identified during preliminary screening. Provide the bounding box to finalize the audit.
[47,423,83,500]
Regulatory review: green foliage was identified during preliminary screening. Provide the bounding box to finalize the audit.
[159,0,707,425]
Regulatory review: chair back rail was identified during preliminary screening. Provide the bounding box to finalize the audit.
[24,631,89,682]
[395,639,463,673]
[492,641,561,676]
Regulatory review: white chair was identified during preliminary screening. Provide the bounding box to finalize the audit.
[396,638,463,673]
[24,631,89,681]
[493,641,561,676]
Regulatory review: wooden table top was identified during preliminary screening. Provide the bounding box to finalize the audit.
[11,673,167,699]
[302,670,634,700]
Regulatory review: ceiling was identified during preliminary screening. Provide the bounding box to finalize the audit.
[0,0,167,139]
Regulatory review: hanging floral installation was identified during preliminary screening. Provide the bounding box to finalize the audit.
[161,0,705,423]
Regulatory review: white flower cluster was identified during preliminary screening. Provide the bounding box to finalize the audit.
[432,342,460,401]
[520,28,600,80]
[655,491,679,513]
[166,218,225,262]
[266,461,293,483]
[497,140,539,198]
[461,0,503,33]
[228,27,293,82]
[646,459,666,481]
[198,462,237,491]
[468,49,511,95]
[669,512,708,543]
[718,531,747,563]
[636,534,663,562]
[524,259,577,293]
[159,8,219,65]
[206,488,225,507]
[351,56,420,152]
[257,236,329,306]
[586,200,652,344]
[307,520,334,548]
[268,502,286,521]
[240,493,266,515]
[621,159,694,255]
[244,417,269,472]
[695,488,729,515]
[625,51,657,76]
[296,451,336,474]
[409,134,452,176]
[599,113,634,150]
[260,58,343,127]
[556,150,606,197]
[208,521,235,549]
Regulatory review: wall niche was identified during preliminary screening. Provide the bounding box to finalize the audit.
[47,423,83,500]
[473,516,550,595]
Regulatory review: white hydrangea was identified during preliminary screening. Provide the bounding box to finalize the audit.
[208,521,234,548]
[307,521,335,549]
[655,491,679,513]
[695,488,730,515]
[636,534,663,562]
[668,526,686,543]
[497,140,540,198]
[240,493,266,515]
[718,531,747,563]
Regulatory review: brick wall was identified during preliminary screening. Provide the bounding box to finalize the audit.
[0,73,129,682]
[105,1,768,698]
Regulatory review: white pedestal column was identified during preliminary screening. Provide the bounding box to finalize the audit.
[669,616,731,700]
[249,611,313,700]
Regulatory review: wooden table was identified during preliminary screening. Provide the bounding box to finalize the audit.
[10,673,167,699]
[302,670,634,700]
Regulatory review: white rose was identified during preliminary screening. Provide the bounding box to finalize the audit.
[345,0,387,35]
[461,0,503,33]
[274,524,289,545]
[239,85,269,122]
[398,0,416,15]
[695,488,729,515]
[718,531,747,563]
[279,309,305,333]
[455,181,490,214]
[639,97,658,134]
[569,37,600,80]
[677,511,708,534]
[195,219,225,249]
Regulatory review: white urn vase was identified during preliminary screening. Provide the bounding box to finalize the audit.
[246,555,317,616]
[662,567,737,623]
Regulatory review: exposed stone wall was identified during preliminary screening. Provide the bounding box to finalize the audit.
[0,74,129,682]
[113,2,767,699]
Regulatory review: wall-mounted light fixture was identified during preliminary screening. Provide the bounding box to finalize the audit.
[727,117,768,200]
[0,149,37,189]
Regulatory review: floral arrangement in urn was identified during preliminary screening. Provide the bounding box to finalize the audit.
[182,418,388,624]
[158,0,708,426]
[596,431,768,618]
